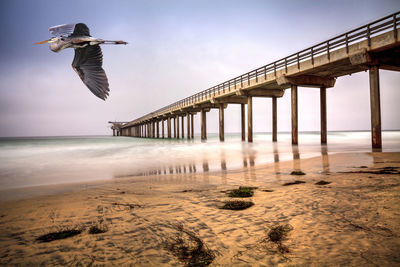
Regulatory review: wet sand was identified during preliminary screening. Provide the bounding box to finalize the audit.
[0,152,399,266]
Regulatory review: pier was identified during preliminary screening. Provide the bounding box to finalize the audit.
[115,12,400,149]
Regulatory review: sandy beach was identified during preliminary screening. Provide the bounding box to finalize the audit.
[0,151,399,266]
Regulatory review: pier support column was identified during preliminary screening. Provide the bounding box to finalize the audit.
[272,97,277,142]
[181,116,185,139]
[152,121,155,138]
[187,114,190,140]
[156,121,159,138]
[369,65,382,149]
[291,84,298,145]
[176,116,180,138]
[320,86,327,144]
[162,120,165,138]
[219,105,225,142]
[168,118,172,138]
[241,104,246,141]
[173,118,176,138]
[191,114,194,139]
[201,109,207,141]
[247,96,253,143]
[113,129,115,136]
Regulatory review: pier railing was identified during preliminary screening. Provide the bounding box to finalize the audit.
[128,11,399,125]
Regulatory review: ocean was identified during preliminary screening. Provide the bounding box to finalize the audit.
[0,131,399,190]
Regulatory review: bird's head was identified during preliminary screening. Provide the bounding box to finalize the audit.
[34,37,59,44]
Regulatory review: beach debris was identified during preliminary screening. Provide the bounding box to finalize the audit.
[163,224,216,266]
[290,170,306,175]
[181,189,206,193]
[88,222,109,234]
[340,166,400,175]
[36,228,82,243]
[282,180,306,186]
[220,200,254,210]
[112,202,141,209]
[227,186,255,198]
[315,180,331,185]
[261,189,274,192]
[266,224,293,254]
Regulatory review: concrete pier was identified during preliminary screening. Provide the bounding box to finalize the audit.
[291,85,298,145]
[168,118,171,138]
[201,109,207,140]
[241,104,245,141]
[181,116,184,139]
[191,114,194,139]
[219,105,225,142]
[176,116,180,138]
[116,12,400,149]
[272,97,277,142]
[162,120,165,138]
[247,96,253,143]
[187,113,190,140]
[369,65,382,149]
[320,87,327,144]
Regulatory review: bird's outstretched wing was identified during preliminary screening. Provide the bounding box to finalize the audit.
[49,23,91,37]
[49,24,76,37]
[72,45,109,100]
[70,23,91,37]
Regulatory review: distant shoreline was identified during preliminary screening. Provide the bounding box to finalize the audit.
[1,129,400,139]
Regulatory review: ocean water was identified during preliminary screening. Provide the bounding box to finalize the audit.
[0,131,399,190]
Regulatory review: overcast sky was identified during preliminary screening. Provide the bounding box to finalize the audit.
[0,0,399,137]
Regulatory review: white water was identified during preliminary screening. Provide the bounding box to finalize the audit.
[0,131,399,189]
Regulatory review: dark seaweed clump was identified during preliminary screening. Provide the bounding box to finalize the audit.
[220,200,254,210]
[228,186,255,198]
[267,224,293,253]
[164,224,215,266]
[88,223,108,234]
[36,228,82,243]
[283,180,306,186]
[315,180,331,185]
[290,170,306,175]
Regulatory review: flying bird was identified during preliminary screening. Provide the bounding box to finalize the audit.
[35,23,127,100]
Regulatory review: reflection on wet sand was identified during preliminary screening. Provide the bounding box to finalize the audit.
[273,143,281,178]
[292,145,301,172]
[115,142,336,181]
[321,145,330,173]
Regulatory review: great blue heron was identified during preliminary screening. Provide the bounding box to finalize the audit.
[35,23,127,100]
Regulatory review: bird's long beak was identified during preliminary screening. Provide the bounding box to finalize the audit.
[34,39,50,44]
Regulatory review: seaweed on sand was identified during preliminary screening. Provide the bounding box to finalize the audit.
[315,180,331,185]
[36,228,82,243]
[220,200,254,210]
[290,170,306,175]
[228,186,255,198]
[88,222,109,234]
[266,224,293,254]
[163,224,216,266]
[282,180,306,186]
